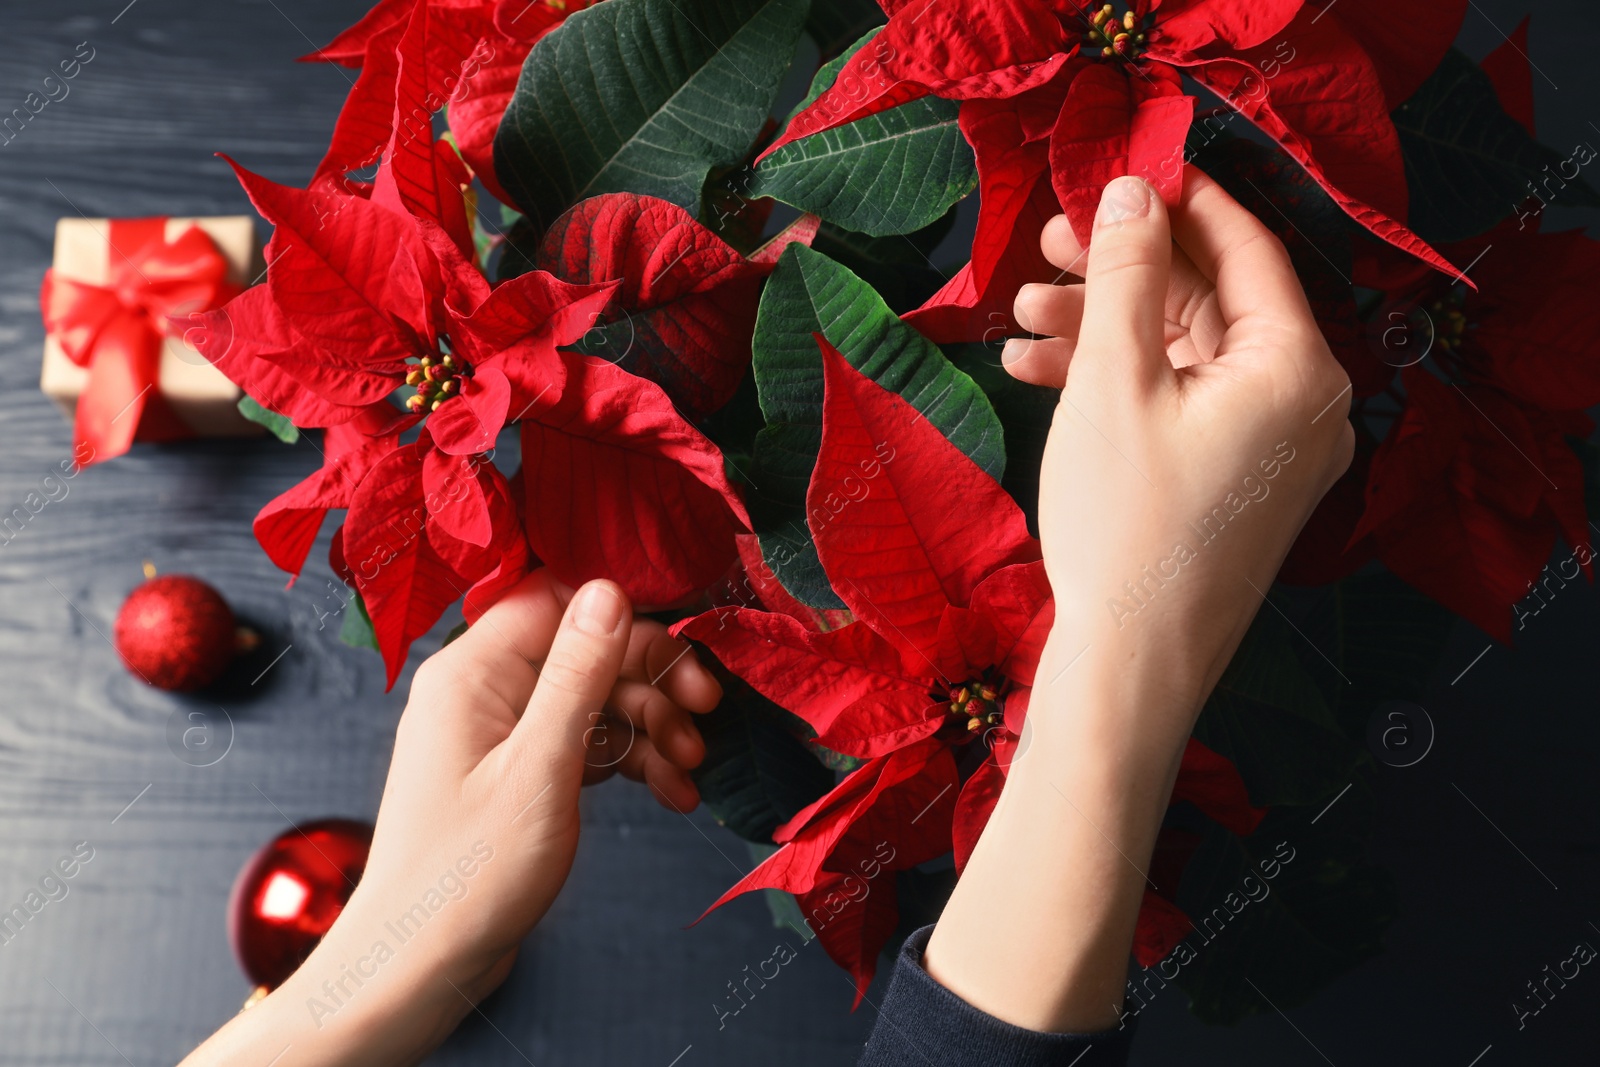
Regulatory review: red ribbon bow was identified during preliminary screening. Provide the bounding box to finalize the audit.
[40,218,240,463]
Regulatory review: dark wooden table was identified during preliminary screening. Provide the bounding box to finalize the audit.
[1,2,1597,1065]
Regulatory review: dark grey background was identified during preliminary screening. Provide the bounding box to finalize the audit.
[0,1,1595,1064]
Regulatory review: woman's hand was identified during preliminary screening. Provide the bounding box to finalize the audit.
[1008,170,1355,745]
[922,172,1354,1034]
[180,570,720,1067]
[352,571,720,1005]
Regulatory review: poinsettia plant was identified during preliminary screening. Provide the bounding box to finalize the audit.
[197,0,1598,1024]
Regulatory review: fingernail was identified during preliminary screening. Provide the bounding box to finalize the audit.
[1001,338,1029,366]
[1098,176,1151,226]
[572,583,625,636]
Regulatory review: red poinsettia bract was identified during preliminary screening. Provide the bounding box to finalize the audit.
[302,0,593,204]
[1344,217,1599,640]
[520,191,822,604]
[537,193,780,420]
[199,157,754,679]
[677,339,1263,997]
[760,0,1467,342]
[1282,25,1598,635]
[220,156,612,516]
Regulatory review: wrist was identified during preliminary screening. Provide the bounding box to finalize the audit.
[1030,625,1203,762]
[928,647,1188,1033]
[315,891,471,1045]
[235,892,471,1067]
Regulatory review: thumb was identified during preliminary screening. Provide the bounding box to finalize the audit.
[1077,175,1173,394]
[501,580,632,799]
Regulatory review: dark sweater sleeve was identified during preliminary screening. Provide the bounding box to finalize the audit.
[857,926,1135,1067]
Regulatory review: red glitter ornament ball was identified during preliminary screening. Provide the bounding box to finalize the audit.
[113,574,237,691]
[227,819,373,993]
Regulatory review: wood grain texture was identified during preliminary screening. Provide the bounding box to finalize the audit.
[0,3,872,1063]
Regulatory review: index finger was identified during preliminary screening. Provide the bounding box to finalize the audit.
[1170,168,1315,331]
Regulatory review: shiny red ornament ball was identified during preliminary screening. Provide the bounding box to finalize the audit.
[227,819,373,992]
[113,574,237,691]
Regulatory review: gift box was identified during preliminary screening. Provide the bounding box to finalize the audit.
[40,215,265,464]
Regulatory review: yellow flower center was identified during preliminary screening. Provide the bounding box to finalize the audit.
[404,354,467,414]
[1081,3,1150,62]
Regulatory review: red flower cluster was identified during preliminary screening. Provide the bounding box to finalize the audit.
[1285,27,1600,640]
[761,0,1469,342]
[189,0,1594,1003]
[677,342,1264,997]
[1293,218,1600,640]
[195,0,794,684]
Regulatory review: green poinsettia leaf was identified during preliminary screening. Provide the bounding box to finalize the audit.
[945,342,1056,534]
[698,373,768,481]
[492,213,541,283]
[338,586,379,652]
[1394,47,1600,243]
[748,244,1005,608]
[804,0,885,59]
[750,28,977,236]
[237,395,298,444]
[1171,787,1396,1025]
[1192,598,1362,808]
[807,741,866,774]
[691,661,836,843]
[494,0,810,232]
[811,209,957,315]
